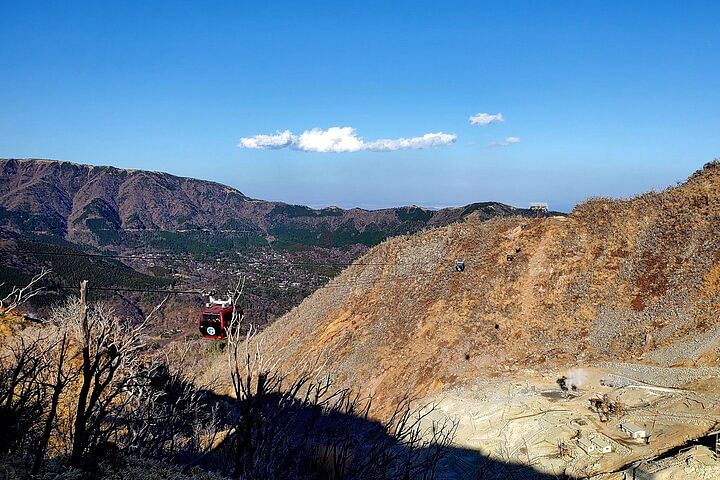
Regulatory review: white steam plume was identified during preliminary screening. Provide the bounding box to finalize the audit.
[564,368,589,390]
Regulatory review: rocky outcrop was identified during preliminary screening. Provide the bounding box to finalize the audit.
[255,161,720,414]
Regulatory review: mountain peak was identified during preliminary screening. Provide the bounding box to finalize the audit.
[0,158,548,249]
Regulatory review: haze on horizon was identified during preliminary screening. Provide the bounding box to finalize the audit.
[1,1,718,212]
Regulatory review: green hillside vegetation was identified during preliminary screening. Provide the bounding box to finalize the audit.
[269,221,389,250]
[270,204,344,218]
[0,207,65,235]
[138,231,268,258]
[15,237,172,290]
[396,206,434,222]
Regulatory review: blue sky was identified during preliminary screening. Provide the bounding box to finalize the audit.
[1,1,718,211]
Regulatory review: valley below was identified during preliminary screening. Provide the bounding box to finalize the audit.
[0,158,549,333]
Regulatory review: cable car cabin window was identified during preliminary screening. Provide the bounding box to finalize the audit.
[199,305,242,340]
[200,313,223,337]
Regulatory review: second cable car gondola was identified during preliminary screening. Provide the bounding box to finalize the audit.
[198,295,242,340]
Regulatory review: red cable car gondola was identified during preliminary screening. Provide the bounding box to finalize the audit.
[198,295,242,340]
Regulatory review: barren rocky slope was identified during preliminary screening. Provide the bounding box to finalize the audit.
[257,161,720,415]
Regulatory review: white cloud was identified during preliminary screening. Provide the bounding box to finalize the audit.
[238,127,457,153]
[365,132,458,152]
[295,127,365,153]
[469,112,504,126]
[487,136,521,148]
[237,130,294,149]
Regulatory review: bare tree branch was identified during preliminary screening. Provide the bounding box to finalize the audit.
[0,267,50,315]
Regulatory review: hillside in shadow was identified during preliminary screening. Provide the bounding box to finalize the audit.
[196,387,567,480]
[0,297,564,480]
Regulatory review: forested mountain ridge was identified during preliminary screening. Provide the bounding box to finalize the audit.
[0,158,558,250]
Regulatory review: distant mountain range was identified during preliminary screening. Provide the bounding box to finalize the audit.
[0,158,560,249]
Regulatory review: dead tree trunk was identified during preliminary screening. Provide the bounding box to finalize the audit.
[32,331,69,475]
[70,280,91,467]
[67,280,155,469]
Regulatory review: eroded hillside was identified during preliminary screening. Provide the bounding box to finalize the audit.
[256,162,720,415]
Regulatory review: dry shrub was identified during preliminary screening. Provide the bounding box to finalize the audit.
[222,318,457,480]
[1,277,457,480]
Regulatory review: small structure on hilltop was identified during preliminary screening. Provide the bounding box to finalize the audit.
[591,435,613,454]
[576,433,613,455]
[577,436,596,455]
[529,202,549,218]
[619,423,647,440]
